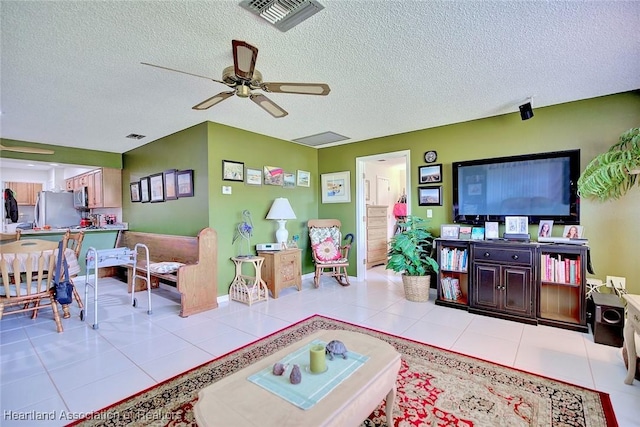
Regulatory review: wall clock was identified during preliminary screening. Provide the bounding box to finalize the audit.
[424,150,437,163]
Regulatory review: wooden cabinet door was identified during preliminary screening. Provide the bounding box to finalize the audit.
[6,182,41,205]
[503,266,532,316]
[65,179,74,191]
[92,169,103,207]
[473,263,500,310]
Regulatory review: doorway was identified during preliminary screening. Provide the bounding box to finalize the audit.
[355,150,411,280]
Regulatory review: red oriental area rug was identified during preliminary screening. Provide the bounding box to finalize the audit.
[69,315,617,427]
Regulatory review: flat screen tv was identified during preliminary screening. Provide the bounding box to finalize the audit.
[452,149,580,225]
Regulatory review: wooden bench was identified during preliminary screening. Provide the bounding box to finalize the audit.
[114,227,218,317]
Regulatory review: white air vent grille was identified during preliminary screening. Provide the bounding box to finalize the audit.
[240,0,324,32]
[293,131,349,147]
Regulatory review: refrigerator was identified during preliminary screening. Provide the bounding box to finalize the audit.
[34,191,81,228]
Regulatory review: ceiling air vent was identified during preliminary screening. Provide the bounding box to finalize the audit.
[126,133,146,140]
[240,0,325,32]
[292,131,349,147]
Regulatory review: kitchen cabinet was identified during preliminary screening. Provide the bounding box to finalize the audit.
[66,167,121,208]
[470,243,535,323]
[6,182,42,205]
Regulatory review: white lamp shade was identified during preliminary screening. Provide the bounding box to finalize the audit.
[266,198,296,220]
[266,198,296,245]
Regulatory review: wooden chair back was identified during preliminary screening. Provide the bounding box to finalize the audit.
[1,232,19,243]
[0,242,63,332]
[63,230,85,258]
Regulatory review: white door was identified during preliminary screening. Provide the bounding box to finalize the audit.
[376,176,390,206]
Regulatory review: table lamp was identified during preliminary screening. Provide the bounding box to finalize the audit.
[266,198,296,245]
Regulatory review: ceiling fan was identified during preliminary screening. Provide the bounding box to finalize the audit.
[142,40,330,118]
[0,144,54,155]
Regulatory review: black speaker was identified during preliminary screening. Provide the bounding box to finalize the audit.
[592,293,624,347]
[519,102,534,120]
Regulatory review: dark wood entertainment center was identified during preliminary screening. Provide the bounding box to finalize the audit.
[435,238,591,332]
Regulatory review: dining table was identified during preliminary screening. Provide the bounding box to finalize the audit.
[1,239,82,318]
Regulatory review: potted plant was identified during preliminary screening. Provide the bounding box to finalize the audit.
[386,215,439,302]
[578,127,640,200]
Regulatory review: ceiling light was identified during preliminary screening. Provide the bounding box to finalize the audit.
[240,0,325,32]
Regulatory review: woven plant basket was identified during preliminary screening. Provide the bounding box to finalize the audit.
[401,274,431,302]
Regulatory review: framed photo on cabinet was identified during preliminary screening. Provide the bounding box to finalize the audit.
[440,224,460,239]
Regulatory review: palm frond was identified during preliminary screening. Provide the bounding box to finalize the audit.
[577,127,640,201]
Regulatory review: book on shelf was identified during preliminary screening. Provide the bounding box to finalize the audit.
[440,277,463,301]
[540,253,581,284]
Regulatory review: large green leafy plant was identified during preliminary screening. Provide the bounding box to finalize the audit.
[386,215,439,276]
[578,127,640,201]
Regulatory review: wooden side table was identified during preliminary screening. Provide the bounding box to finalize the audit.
[257,249,302,298]
[623,294,640,385]
[229,256,269,306]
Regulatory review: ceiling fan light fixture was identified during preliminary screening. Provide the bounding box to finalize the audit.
[240,0,325,32]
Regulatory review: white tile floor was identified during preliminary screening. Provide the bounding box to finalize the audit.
[1,266,639,426]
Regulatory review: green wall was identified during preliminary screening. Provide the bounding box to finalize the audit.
[121,122,210,236]
[1,138,122,168]
[318,91,640,292]
[121,121,318,297]
[6,91,640,295]
[205,122,319,294]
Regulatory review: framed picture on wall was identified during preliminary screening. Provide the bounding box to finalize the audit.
[283,172,296,188]
[130,182,141,203]
[264,166,284,186]
[163,169,178,200]
[177,169,194,197]
[418,164,442,184]
[246,168,262,185]
[321,171,351,203]
[149,173,165,202]
[297,170,310,187]
[139,177,150,203]
[222,160,244,182]
[418,186,442,206]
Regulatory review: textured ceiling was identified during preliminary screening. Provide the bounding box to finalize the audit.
[1,1,639,154]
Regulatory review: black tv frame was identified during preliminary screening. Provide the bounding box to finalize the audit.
[452,149,580,226]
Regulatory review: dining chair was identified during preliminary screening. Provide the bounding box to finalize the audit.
[1,232,19,243]
[59,230,85,319]
[0,243,64,332]
[308,219,354,288]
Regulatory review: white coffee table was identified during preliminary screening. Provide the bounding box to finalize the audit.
[194,329,401,426]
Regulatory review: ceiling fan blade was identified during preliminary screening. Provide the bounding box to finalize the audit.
[232,40,258,81]
[192,91,235,110]
[261,82,331,96]
[249,94,288,118]
[141,62,226,85]
[0,144,54,155]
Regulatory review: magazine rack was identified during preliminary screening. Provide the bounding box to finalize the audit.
[84,244,151,329]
